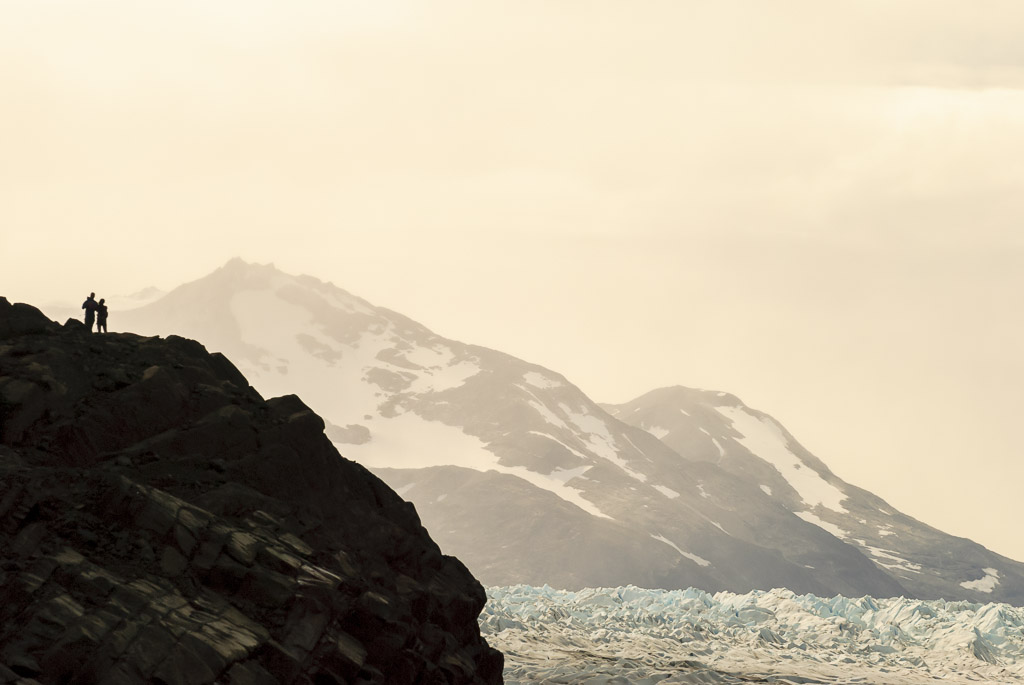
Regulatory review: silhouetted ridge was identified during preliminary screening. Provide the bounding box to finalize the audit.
[0,297,502,684]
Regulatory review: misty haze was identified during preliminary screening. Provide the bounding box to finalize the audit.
[3,2,1024,683]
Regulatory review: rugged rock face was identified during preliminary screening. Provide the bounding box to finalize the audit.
[0,298,503,685]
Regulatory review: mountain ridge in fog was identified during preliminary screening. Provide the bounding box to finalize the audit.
[82,258,1024,605]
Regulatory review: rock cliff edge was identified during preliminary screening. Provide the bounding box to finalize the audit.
[0,298,503,685]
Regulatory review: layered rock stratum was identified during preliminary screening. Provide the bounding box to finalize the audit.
[0,297,502,685]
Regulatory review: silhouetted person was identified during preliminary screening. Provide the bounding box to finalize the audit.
[96,298,108,333]
[82,292,99,332]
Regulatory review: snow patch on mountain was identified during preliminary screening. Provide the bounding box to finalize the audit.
[347,412,612,519]
[526,431,592,462]
[516,385,569,430]
[963,568,1001,593]
[645,424,671,440]
[549,464,593,484]
[401,343,455,369]
[717,405,847,513]
[404,359,480,394]
[795,510,848,539]
[522,371,561,389]
[760,484,772,496]
[559,404,647,483]
[401,347,481,394]
[232,289,377,416]
[525,400,568,430]
[851,539,923,574]
[232,283,481,420]
[558,405,615,458]
[343,411,493,470]
[496,466,611,520]
[651,535,712,567]
[652,485,680,499]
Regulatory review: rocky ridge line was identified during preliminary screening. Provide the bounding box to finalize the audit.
[0,298,502,685]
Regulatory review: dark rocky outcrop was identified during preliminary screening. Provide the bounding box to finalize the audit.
[0,297,503,684]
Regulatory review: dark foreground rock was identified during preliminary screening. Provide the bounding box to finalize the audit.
[0,298,503,684]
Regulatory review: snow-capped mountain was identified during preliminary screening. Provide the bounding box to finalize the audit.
[102,259,1023,603]
[603,387,1024,605]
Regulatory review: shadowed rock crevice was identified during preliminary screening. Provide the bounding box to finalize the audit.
[0,297,503,684]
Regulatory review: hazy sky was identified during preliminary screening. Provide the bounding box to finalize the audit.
[3,1,1024,561]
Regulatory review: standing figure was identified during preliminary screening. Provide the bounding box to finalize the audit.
[82,292,99,332]
[97,298,109,333]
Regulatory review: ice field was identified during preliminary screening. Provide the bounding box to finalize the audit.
[481,585,1024,684]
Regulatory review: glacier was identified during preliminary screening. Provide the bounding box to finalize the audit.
[482,585,1024,684]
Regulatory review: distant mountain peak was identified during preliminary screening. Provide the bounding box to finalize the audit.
[112,262,1024,604]
[207,257,283,286]
[622,385,745,408]
[221,255,270,270]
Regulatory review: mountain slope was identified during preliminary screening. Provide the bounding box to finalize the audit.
[603,386,1024,605]
[105,259,1022,602]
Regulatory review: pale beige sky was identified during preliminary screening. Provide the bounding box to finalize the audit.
[3,1,1024,561]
